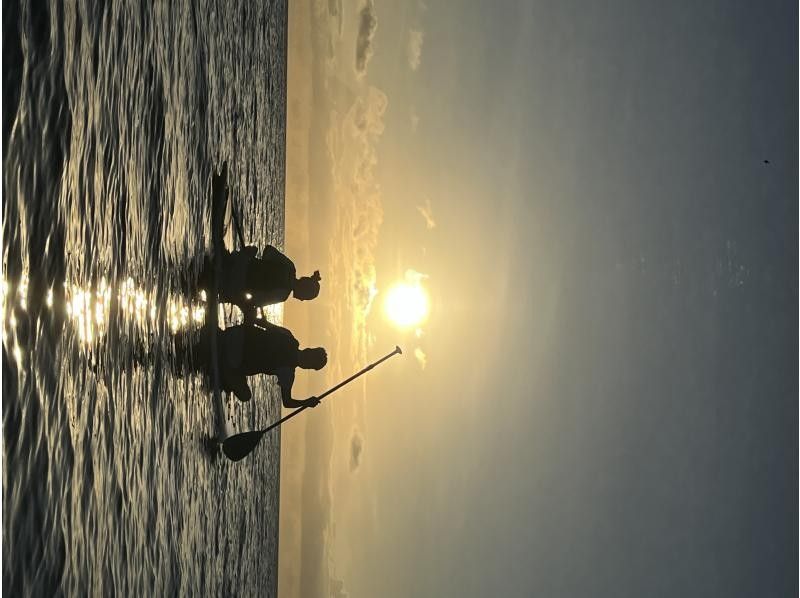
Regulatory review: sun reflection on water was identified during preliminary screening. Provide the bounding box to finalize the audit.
[1,271,286,351]
[18,274,28,311]
[2,272,215,347]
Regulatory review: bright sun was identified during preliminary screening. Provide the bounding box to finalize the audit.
[383,283,429,328]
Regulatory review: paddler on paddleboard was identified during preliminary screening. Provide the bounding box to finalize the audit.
[202,244,321,317]
[216,319,327,407]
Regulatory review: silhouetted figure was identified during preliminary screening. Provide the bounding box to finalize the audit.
[214,320,327,406]
[208,245,321,315]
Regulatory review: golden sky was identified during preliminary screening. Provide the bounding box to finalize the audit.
[279,1,796,597]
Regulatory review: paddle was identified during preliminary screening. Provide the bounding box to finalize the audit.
[220,346,403,462]
[230,196,247,249]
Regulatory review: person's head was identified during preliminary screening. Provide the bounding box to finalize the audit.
[293,270,321,301]
[298,347,328,370]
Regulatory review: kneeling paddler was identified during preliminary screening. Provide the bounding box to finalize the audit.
[217,320,327,408]
[216,243,321,316]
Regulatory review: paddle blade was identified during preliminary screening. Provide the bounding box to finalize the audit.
[222,430,266,462]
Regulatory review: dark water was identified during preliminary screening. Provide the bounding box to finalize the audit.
[3,1,287,595]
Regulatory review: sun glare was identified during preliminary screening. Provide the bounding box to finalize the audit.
[384,283,429,328]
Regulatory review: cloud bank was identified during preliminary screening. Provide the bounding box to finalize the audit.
[326,86,388,365]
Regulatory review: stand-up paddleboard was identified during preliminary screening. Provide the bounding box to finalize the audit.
[208,163,233,444]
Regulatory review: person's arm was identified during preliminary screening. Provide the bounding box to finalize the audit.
[226,245,258,262]
[224,372,252,403]
[276,367,319,408]
[246,285,291,308]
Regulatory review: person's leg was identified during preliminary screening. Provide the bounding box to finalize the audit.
[220,370,252,402]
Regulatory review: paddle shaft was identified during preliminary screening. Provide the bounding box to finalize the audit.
[230,198,247,248]
[250,346,402,437]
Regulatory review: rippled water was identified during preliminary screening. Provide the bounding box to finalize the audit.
[3,0,287,594]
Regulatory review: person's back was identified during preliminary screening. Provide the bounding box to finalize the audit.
[245,256,294,304]
[216,321,327,406]
[218,245,322,311]
[237,321,299,376]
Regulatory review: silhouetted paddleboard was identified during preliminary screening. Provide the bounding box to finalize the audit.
[203,163,233,455]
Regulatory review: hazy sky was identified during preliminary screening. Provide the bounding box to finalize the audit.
[281,1,797,597]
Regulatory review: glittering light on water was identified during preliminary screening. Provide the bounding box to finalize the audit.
[65,285,105,345]
[18,275,28,311]
[2,271,231,350]
[62,276,208,345]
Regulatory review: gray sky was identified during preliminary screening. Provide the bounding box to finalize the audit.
[282,1,797,596]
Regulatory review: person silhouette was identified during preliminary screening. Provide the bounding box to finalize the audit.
[215,319,327,407]
[213,245,321,316]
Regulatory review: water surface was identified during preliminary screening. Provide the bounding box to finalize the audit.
[3,1,288,595]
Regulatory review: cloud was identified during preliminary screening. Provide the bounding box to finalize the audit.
[355,0,378,76]
[407,29,424,71]
[330,578,349,598]
[351,87,388,140]
[404,268,429,285]
[416,197,436,229]
[329,0,344,39]
[410,109,420,132]
[414,347,427,369]
[350,430,364,471]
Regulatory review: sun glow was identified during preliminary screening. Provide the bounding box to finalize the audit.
[383,282,429,328]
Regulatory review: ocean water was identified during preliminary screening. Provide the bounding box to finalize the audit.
[3,0,287,595]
